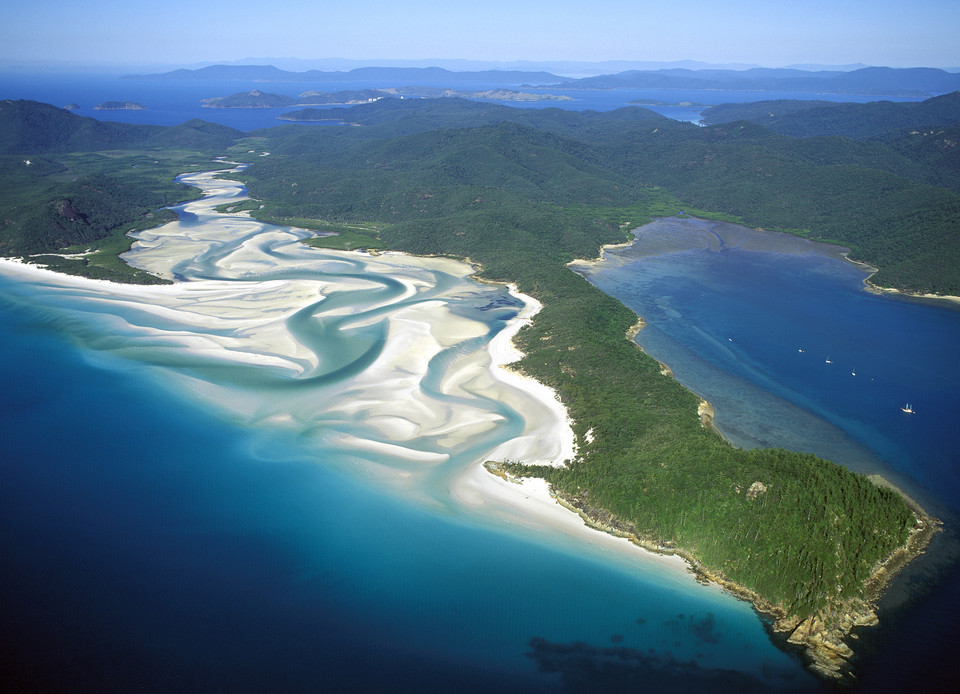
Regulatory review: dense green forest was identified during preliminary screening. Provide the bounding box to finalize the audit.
[0,98,950,663]
[0,100,243,281]
[0,150,219,282]
[237,96,960,293]
[701,90,960,139]
[226,100,937,642]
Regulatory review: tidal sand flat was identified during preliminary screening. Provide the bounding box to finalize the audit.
[0,173,822,691]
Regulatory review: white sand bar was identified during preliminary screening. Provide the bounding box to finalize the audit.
[0,166,686,582]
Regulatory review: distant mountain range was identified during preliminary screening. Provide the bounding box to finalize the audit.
[552,66,960,97]
[124,65,566,85]
[201,87,571,109]
[125,64,960,97]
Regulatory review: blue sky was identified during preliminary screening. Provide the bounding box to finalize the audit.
[3,0,958,70]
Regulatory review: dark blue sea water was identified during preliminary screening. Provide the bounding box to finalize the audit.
[0,278,821,694]
[574,218,960,692]
[0,186,822,693]
[577,222,960,503]
[0,72,924,129]
[0,75,951,692]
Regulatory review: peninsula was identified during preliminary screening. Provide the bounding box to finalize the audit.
[222,98,953,679]
[1,96,955,680]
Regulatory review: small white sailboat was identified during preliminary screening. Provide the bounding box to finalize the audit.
[901,403,914,414]
[825,356,832,364]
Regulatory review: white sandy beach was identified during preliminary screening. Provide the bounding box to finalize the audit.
[0,169,695,586]
[450,460,694,579]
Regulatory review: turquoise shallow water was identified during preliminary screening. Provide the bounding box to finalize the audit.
[0,184,820,691]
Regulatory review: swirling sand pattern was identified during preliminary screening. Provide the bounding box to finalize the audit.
[1,167,575,506]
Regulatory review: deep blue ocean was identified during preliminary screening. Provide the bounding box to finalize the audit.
[0,74,956,692]
[574,219,960,692]
[576,221,960,501]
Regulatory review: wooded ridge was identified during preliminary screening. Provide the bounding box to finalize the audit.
[1,97,953,675]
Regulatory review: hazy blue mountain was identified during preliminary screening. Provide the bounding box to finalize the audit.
[125,64,295,81]
[126,64,960,97]
[555,66,960,96]
[125,64,568,84]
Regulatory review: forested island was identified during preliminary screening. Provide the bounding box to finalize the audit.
[2,94,958,678]
[201,87,570,110]
[202,89,385,108]
[127,63,960,98]
[94,101,145,111]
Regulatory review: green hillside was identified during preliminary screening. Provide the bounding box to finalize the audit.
[701,90,960,139]
[0,100,242,154]
[0,102,240,281]
[227,107,926,673]
[0,99,949,674]
[238,98,960,295]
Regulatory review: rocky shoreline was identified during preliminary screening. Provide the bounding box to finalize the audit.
[487,459,939,681]
[538,225,944,680]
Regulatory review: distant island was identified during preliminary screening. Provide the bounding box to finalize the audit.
[201,89,387,109]
[629,98,708,108]
[3,95,958,681]
[383,86,571,102]
[124,64,567,85]
[550,66,960,97]
[124,63,960,97]
[201,88,570,109]
[94,101,145,111]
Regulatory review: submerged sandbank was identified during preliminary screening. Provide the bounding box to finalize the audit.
[0,172,580,521]
[570,216,854,271]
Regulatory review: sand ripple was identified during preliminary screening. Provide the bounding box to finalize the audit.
[0,166,576,512]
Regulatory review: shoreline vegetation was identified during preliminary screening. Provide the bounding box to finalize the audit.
[488,462,938,679]
[3,96,958,683]
[864,277,960,307]
[450,222,936,679]
[481,231,941,679]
